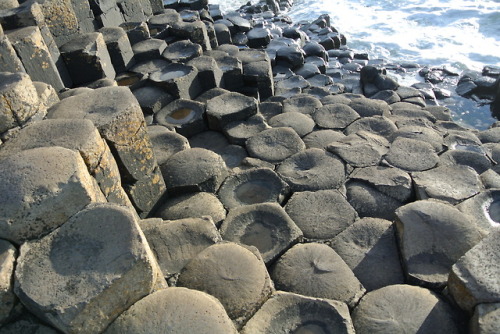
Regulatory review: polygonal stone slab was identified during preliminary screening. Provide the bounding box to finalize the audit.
[268,111,315,137]
[346,181,403,220]
[283,94,322,115]
[149,63,202,100]
[241,291,355,334]
[220,203,303,264]
[205,92,258,131]
[104,287,238,334]
[270,243,366,308]
[161,148,228,194]
[133,85,174,115]
[139,217,222,275]
[383,137,439,172]
[0,147,106,244]
[456,190,500,234]
[155,192,226,225]
[345,115,397,139]
[390,125,444,152]
[352,284,464,334]
[327,134,388,168]
[348,97,391,117]
[471,303,500,334]
[154,99,206,137]
[0,240,17,324]
[285,190,357,240]
[412,165,482,204]
[448,229,500,313]
[277,148,346,192]
[246,127,305,164]
[439,149,493,174]
[161,40,202,63]
[177,242,273,325]
[303,129,346,149]
[395,200,484,288]
[217,168,289,209]
[330,218,405,291]
[313,103,360,130]
[14,203,167,334]
[147,125,190,165]
[223,114,269,146]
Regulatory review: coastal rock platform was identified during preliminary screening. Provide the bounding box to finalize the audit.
[0,0,499,333]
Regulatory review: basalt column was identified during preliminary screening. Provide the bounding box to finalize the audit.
[47,86,166,217]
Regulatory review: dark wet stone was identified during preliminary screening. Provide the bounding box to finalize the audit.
[294,63,321,79]
[276,45,304,69]
[285,189,357,240]
[246,127,305,164]
[270,243,365,308]
[277,148,346,192]
[370,90,401,104]
[132,38,167,62]
[247,27,272,48]
[275,75,310,91]
[187,55,223,91]
[352,285,464,334]
[395,200,483,288]
[220,203,302,264]
[330,218,405,291]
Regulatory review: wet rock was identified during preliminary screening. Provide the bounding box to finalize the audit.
[448,228,500,313]
[147,125,190,165]
[345,115,397,139]
[60,32,116,85]
[271,243,365,308]
[247,27,272,48]
[0,147,106,244]
[370,90,401,104]
[162,148,228,194]
[294,63,321,79]
[471,303,500,334]
[285,189,357,240]
[99,26,135,73]
[395,200,483,288]
[313,103,360,130]
[268,111,315,137]
[205,92,258,131]
[276,45,305,69]
[139,217,221,275]
[149,63,202,99]
[217,168,289,209]
[275,75,310,92]
[352,284,463,334]
[132,85,174,115]
[330,218,404,291]
[283,94,322,114]
[246,127,305,163]
[412,165,482,204]
[383,137,439,171]
[155,192,226,225]
[220,203,302,264]
[7,26,66,91]
[154,99,206,137]
[105,287,237,334]
[0,240,17,324]
[277,148,346,192]
[302,129,346,149]
[213,23,232,44]
[14,203,166,333]
[223,114,269,146]
[177,242,273,325]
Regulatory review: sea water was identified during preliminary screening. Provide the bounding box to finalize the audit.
[210,0,500,128]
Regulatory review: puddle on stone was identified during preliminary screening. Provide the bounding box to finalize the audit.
[293,322,328,334]
[116,75,140,86]
[486,198,500,226]
[167,108,195,124]
[159,70,186,81]
[241,220,276,254]
[451,143,485,154]
[234,182,271,205]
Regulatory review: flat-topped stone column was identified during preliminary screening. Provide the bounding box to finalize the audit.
[47,86,166,217]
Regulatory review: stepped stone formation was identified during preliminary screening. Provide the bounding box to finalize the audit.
[0,0,499,332]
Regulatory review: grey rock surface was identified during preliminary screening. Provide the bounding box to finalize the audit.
[246,127,305,163]
[383,137,439,171]
[471,303,500,334]
[0,240,17,324]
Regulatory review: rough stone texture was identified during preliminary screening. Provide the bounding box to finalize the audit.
[383,137,439,172]
[177,242,273,326]
[187,55,223,90]
[99,26,135,73]
[161,40,202,63]
[155,192,226,225]
[448,229,500,313]
[33,81,60,110]
[147,125,189,165]
[395,200,483,288]
[0,240,17,324]
[205,92,258,131]
[34,0,79,47]
[217,168,289,209]
[327,133,389,168]
[412,165,482,204]
[0,35,25,73]
[47,86,166,217]
[241,292,355,334]
[139,217,221,275]
[14,203,167,334]
[246,127,305,164]
[0,119,132,208]
[268,111,315,137]
[133,86,174,115]
[456,190,500,234]
[223,114,269,146]
[439,149,493,174]
[471,303,500,334]
[346,180,403,220]
[220,203,303,264]
[271,243,366,308]
[104,287,238,334]
[352,284,463,334]
[303,129,346,149]
[0,313,59,334]
[283,94,322,115]
[154,99,206,137]
[345,115,397,139]
[313,103,360,130]
[0,72,40,134]
[7,26,65,91]
[162,148,228,194]
[349,97,391,117]
[330,218,405,291]
[149,63,201,100]
[60,32,116,85]
[277,148,346,192]
[0,147,106,244]
[285,190,357,240]
[390,125,444,152]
